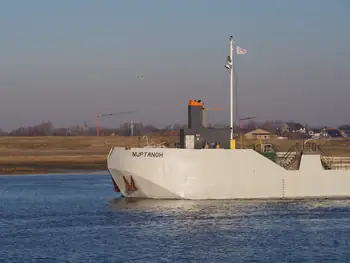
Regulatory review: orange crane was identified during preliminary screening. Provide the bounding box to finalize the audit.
[96,111,135,136]
[202,106,223,127]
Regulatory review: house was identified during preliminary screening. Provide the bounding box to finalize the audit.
[321,128,344,139]
[281,122,306,134]
[245,128,273,140]
[339,129,350,137]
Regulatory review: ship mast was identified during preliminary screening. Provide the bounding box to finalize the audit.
[226,36,236,140]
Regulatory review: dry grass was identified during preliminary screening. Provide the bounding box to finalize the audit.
[0,136,178,175]
[0,135,178,152]
[0,155,107,175]
[0,155,105,164]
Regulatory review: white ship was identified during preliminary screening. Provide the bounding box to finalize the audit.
[107,145,350,199]
[107,37,350,200]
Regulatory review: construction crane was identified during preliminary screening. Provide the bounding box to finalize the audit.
[96,111,135,136]
[202,106,223,127]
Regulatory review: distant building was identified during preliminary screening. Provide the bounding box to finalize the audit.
[338,129,350,137]
[343,130,350,137]
[83,120,88,132]
[245,129,273,140]
[281,122,306,134]
[321,128,344,139]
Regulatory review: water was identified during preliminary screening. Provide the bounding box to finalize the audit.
[1,174,350,263]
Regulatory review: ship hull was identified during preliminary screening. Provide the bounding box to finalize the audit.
[107,147,350,200]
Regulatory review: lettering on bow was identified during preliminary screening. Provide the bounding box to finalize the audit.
[132,151,164,158]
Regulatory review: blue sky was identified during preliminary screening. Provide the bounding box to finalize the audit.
[1,0,349,130]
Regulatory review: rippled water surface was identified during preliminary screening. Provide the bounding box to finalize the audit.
[1,174,350,262]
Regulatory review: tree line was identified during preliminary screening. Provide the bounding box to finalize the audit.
[0,121,187,136]
[0,120,349,137]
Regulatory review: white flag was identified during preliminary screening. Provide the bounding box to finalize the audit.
[235,46,247,55]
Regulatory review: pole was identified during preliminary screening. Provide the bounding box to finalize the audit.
[229,36,234,140]
[239,119,243,149]
[130,120,134,136]
[96,115,100,136]
[239,116,256,149]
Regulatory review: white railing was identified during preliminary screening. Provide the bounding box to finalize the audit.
[142,136,167,148]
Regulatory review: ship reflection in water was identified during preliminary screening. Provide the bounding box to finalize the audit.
[110,197,350,215]
[109,197,350,246]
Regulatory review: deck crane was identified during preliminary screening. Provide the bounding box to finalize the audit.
[96,111,135,136]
